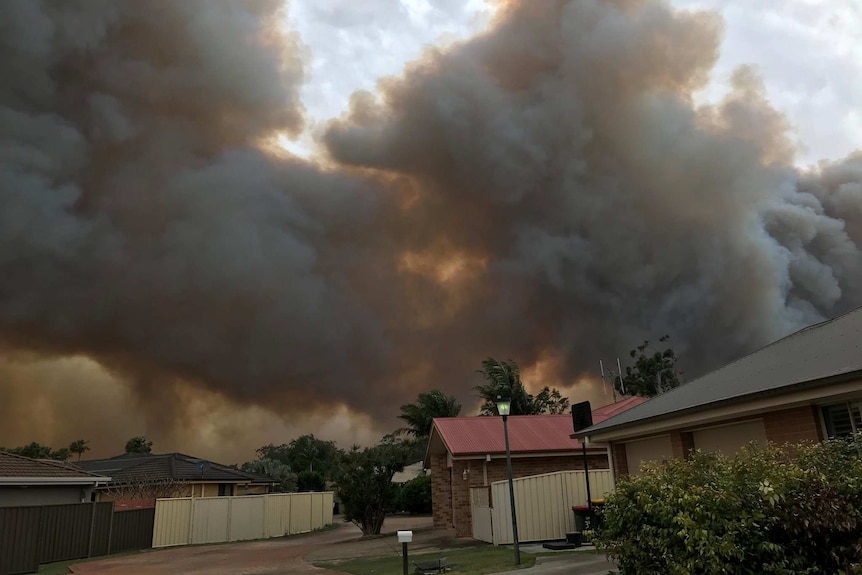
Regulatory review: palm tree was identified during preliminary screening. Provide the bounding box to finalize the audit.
[474,357,570,415]
[398,390,462,437]
[69,439,90,461]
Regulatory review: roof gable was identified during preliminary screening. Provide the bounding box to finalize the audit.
[0,451,108,482]
[581,306,862,437]
[428,397,647,459]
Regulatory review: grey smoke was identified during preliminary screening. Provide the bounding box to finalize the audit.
[1,0,860,444]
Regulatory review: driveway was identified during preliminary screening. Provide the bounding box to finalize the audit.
[70,516,432,575]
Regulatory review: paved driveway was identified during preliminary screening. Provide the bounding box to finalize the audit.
[70,516,432,575]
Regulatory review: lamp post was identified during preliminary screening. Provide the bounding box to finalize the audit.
[496,396,520,566]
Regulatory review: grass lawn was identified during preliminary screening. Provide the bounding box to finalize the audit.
[37,559,80,575]
[315,547,536,575]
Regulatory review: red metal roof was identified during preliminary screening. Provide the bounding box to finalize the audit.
[431,396,647,456]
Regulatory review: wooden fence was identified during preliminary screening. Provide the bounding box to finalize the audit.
[152,492,333,548]
[0,504,155,575]
[490,469,613,544]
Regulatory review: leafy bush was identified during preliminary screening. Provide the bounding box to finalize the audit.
[399,474,432,514]
[596,437,862,575]
[297,470,326,492]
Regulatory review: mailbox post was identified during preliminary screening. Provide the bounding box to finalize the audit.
[398,530,413,575]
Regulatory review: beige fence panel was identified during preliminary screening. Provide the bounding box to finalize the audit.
[289,492,313,534]
[491,470,613,545]
[229,496,266,541]
[322,492,334,526]
[153,492,333,548]
[152,498,192,548]
[191,497,230,544]
[264,493,292,538]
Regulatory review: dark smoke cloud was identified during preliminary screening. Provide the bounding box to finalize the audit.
[1,0,860,455]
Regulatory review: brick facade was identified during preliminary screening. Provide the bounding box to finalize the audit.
[763,405,823,445]
[612,405,826,478]
[435,454,609,538]
[611,442,628,477]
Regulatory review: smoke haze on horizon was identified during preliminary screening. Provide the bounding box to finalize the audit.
[1,0,860,462]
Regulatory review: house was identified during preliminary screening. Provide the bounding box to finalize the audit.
[425,397,646,537]
[77,453,274,508]
[0,451,111,507]
[578,306,862,477]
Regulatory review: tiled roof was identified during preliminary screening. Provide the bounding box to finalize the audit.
[77,453,273,485]
[430,397,647,457]
[581,305,862,437]
[0,451,109,482]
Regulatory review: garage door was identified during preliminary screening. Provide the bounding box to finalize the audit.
[625,435,673,476]
[692,419,767,456]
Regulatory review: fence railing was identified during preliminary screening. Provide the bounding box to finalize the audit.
[490,469,613,545]
[0,504,155,575]
[151,492,334,548]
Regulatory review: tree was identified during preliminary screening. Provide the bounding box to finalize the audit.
[1,442,71,461]
[297,470,326,492]
[398,390,462,437]
[398,474,432,514]
[333,436,413,535]
[241,458,297,493]
[256,435,340,479]
[69,439,90,461]
[614,335,682,397]
[124,436,153,454]
[475,358,570,415]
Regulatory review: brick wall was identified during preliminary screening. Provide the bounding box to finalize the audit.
[611,442,628,477]
[430,454,452,529]
[764,405,823,445]
[670,430,695,459]
[436,454,609,538]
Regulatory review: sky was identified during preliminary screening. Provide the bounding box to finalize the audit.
[287,0,862,165]
[1,0,860,465]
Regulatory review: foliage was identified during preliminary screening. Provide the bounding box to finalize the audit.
[595,438,862,575]
[69,439,90,460]
[315,547,536,575]
[333,436,413,535]
[2,441,73,461]
[398,474,432,514]
[398,390,461,437]
[124,436,153,454]
[297,470,326,492]
[241,458,298,492]
[614,335,681,397]
[256,434,341,479]
[475,358,569,415]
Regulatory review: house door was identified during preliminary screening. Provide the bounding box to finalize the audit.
[470,487,493,543]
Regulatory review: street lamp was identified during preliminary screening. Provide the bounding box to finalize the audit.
[496,396,520,566]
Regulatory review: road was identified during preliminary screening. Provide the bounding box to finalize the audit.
[70,516,431,575]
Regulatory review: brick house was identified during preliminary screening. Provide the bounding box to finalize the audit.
[577,306,862,476]
[425,397,646,537]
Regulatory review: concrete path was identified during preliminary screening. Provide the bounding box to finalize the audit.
[527,553,616,575]
[70,516,432,575]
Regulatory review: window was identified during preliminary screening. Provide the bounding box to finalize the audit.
[218,483,233,496]
[821,402,862,438]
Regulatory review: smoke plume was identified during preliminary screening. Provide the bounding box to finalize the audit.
[1,0,860,457]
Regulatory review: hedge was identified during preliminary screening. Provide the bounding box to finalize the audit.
[595,437,862,575]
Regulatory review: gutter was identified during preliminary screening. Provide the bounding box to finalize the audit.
[0,476,111,485]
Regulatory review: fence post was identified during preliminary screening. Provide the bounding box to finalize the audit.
[106,504,115,554]
[87,502,97,557]
[188,497,195,546]
[226,496,233,542]
[262,494,267,539]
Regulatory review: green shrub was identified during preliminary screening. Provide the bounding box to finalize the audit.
[297,470,326,492]
[595,437,862,575]
[399,474,432,514]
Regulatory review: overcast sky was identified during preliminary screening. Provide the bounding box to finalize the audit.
[287,0,862,166]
